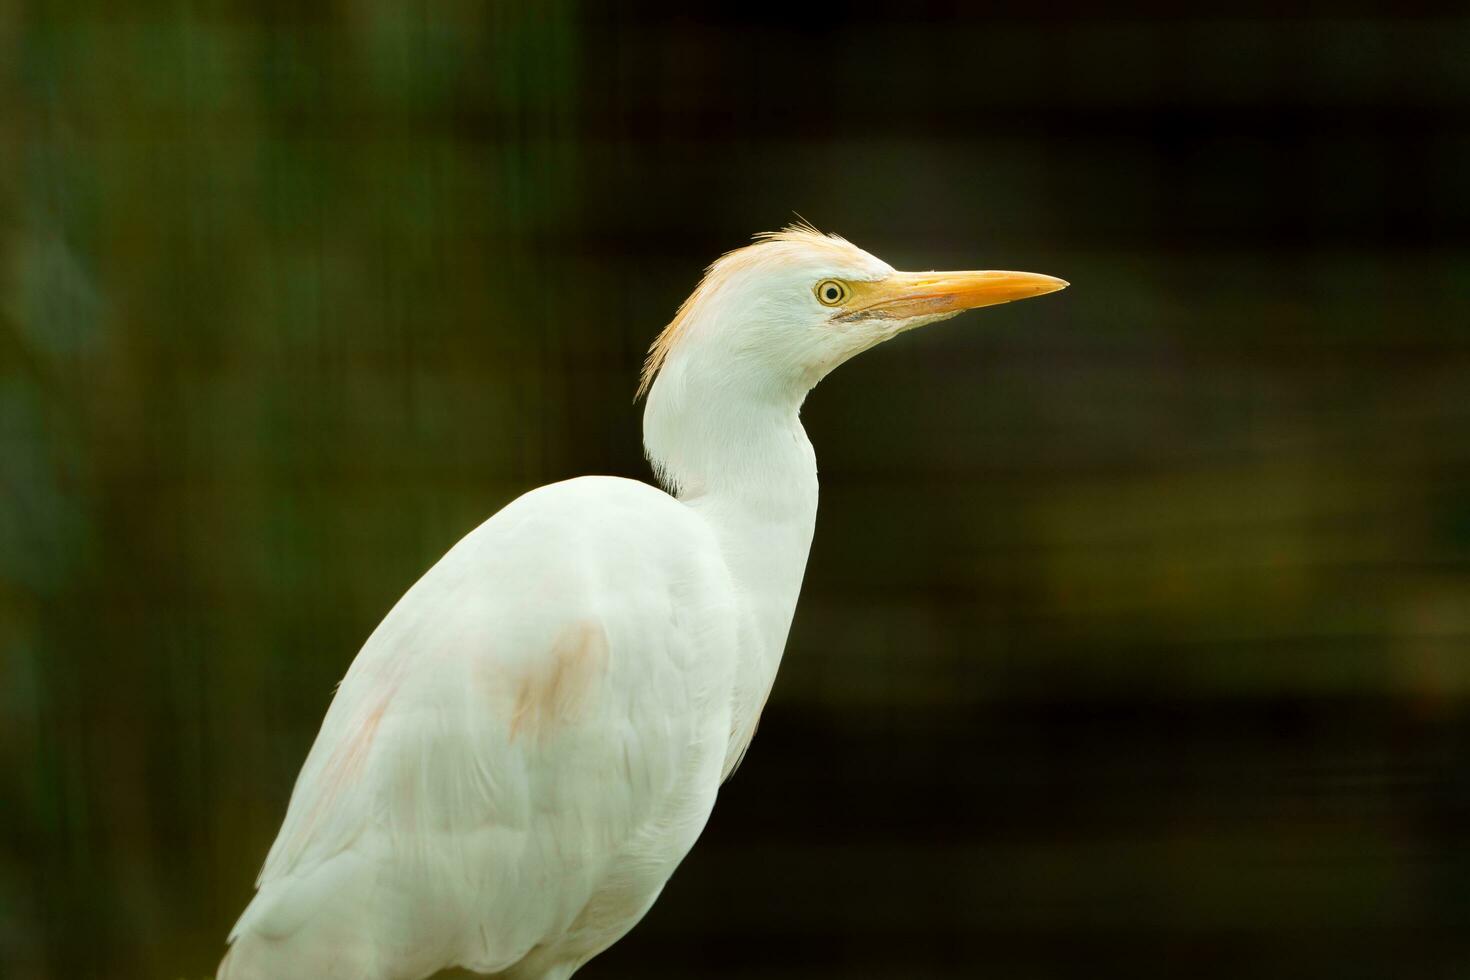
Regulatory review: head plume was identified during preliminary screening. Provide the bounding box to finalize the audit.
[636,221,857,399]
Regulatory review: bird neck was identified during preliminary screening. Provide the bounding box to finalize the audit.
[642,354,819,611]
[642,355,817,509]
[643,355,819,766]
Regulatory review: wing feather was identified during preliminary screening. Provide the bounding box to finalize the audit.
[225,477,737,978]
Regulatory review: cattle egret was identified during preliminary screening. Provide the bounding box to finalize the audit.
[220,224,1067,979]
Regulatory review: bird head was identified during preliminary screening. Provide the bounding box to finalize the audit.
[639,223,1067,497]
[637,222,1067,402]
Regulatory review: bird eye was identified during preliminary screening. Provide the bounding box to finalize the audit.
[815,280,849,306]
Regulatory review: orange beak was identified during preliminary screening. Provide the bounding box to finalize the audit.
[834,270,1068,322]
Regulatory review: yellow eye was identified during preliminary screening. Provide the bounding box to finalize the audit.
[814,279,849,307]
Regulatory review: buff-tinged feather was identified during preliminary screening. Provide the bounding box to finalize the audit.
[636,222,864,399]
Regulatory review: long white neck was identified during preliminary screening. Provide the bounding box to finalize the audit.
[642,350,819,693]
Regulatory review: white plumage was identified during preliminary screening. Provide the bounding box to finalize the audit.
[220,225,1065,979]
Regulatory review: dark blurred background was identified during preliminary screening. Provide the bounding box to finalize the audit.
[4,2,1470,977]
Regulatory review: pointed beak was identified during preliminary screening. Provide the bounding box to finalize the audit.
[834,269,1068,322]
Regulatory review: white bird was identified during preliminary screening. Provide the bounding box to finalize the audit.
[219,224,1067,980]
